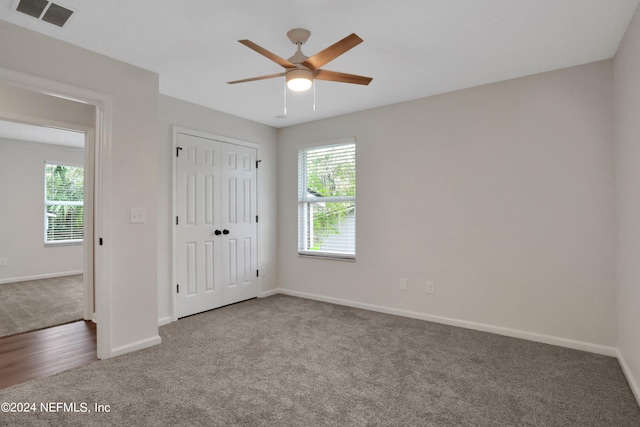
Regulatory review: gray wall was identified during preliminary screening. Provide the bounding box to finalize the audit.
[0,138,84,282]
[278,60,616,351]
[0,20,160,355]
[0,84,94,283]
[614,3,640,402]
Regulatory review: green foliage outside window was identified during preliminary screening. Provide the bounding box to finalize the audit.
[45,164,84,242]
[305,146,355,249]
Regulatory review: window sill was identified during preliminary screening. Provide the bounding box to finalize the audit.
[45,240,83,247]
[298,251,355,262]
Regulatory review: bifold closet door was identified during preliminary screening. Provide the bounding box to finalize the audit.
[175,132,257,318]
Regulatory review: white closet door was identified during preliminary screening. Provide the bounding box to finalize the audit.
[175,132,257,318]
[220,143,258,305]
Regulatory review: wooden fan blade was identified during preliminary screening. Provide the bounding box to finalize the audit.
[302,33,363,70]
[238,40,298,69]
[314,69,372,85]
[227,72,285,84]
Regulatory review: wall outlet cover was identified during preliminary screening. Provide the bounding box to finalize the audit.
[426,281,436,294]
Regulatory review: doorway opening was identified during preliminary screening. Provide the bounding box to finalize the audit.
[0,119,90,337]
[0,66,113,363]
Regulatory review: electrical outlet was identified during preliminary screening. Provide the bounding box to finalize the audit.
[426,281,435,294]
[0,257,5,266]
[399,278,408,291]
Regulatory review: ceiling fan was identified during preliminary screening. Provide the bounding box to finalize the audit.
[227,28,373,92]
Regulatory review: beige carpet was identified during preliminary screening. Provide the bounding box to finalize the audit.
[0,274,84,338]
[0,294,638,426]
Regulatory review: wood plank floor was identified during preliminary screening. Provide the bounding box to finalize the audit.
[0,321,97,389]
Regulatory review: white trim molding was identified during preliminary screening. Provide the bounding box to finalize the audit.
[259,288,280,298]
[0,270,84,285]
[158,316,173,327]
[109,335,162,358]
[617,350,640,406]
[275,288,618,357]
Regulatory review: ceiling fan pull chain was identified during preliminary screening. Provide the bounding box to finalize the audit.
[313,80,316,112]
[283,80,287,116]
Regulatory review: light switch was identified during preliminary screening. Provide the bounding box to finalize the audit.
[130,208,146,224]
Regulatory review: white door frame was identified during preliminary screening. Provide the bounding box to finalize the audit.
[0,67,113,360]
[171,126,259,321]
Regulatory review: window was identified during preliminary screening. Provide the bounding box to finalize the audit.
[298,140,356,259]
[44,163,84,244]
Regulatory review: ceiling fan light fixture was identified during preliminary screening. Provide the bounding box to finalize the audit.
[286,69,313,92]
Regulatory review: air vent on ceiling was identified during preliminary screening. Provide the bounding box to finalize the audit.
[15,0,74,27]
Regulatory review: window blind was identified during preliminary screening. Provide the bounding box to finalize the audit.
[45,163,84,243]
[298,142,356,259]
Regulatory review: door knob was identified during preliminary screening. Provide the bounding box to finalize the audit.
[214,230,222,235]
[222,229,230,235]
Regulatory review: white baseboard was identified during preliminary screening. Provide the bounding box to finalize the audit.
[0,270,84,285]
[617,350,640,405]
[276,288,618,357]
[158,316,173,327]
[109,335,162,358]
[259,288,280,298]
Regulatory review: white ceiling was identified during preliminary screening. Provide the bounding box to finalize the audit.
[0,0,638,128]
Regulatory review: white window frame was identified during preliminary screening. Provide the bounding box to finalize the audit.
[44,162,84,245]
[298,138,356,261]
